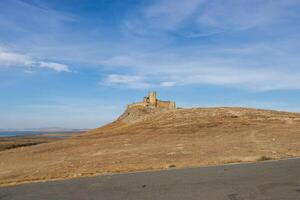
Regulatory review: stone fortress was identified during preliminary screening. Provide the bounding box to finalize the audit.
[127,91,176,110]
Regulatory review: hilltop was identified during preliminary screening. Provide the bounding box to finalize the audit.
[0,94,300,186]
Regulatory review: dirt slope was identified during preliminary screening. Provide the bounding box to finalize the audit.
[1,107,300,186]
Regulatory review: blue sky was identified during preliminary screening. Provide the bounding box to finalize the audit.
[1,0,300,129]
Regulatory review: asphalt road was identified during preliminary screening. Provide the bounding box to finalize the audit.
[1,158,300,200]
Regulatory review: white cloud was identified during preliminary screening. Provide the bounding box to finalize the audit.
[174,67,300,91]
[160,81,176,87]
[104,74,152,89]
[0,48,70,72]
[100,44,300,91]
[39,61,70,72]
[106,74,143,84]
[0,48,33,66]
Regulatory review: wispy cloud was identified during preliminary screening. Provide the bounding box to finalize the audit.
[103,74,152,89]
[123,0,300,37]
[0,48,33,66]
[1,0,300,128]
[123,0,204,36]
[102,66,300,91]
[0,0,80,65]
[100,41,300,90]
[39,61,70,72]
[102,0,300,92]
[0,0,75,33]
[160,81,176,87]
[144,0,204,30]
[0,48,70,72]
[196,0,300,32]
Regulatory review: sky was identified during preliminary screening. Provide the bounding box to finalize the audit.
[1,0,300,129]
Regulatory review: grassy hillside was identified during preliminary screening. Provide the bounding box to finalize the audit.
[1,107,300,186]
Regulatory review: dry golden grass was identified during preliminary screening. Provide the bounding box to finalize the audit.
[0,136,55,152]
[1,107,300,186]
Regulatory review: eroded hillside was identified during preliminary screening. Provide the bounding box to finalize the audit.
[1,107,300,186]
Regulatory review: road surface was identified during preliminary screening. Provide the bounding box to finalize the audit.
[1,158,300,200]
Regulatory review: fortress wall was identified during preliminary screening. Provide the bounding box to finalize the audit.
[127,102,145,109]
[157,100,176,109]
[168,102,176,109]
[127,92,176,110]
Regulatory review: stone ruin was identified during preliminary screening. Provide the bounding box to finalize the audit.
[118,91,176,123]
[127,91,176,110]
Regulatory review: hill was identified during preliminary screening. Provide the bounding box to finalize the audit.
[1,107,300,186]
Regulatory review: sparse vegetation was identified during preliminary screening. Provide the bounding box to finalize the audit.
[1,107,300,186]
[0,137,57,151]
[257,156,273,162]
[0,133,81,151]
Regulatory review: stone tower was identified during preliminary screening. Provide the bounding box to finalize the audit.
[148,91,157,105]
